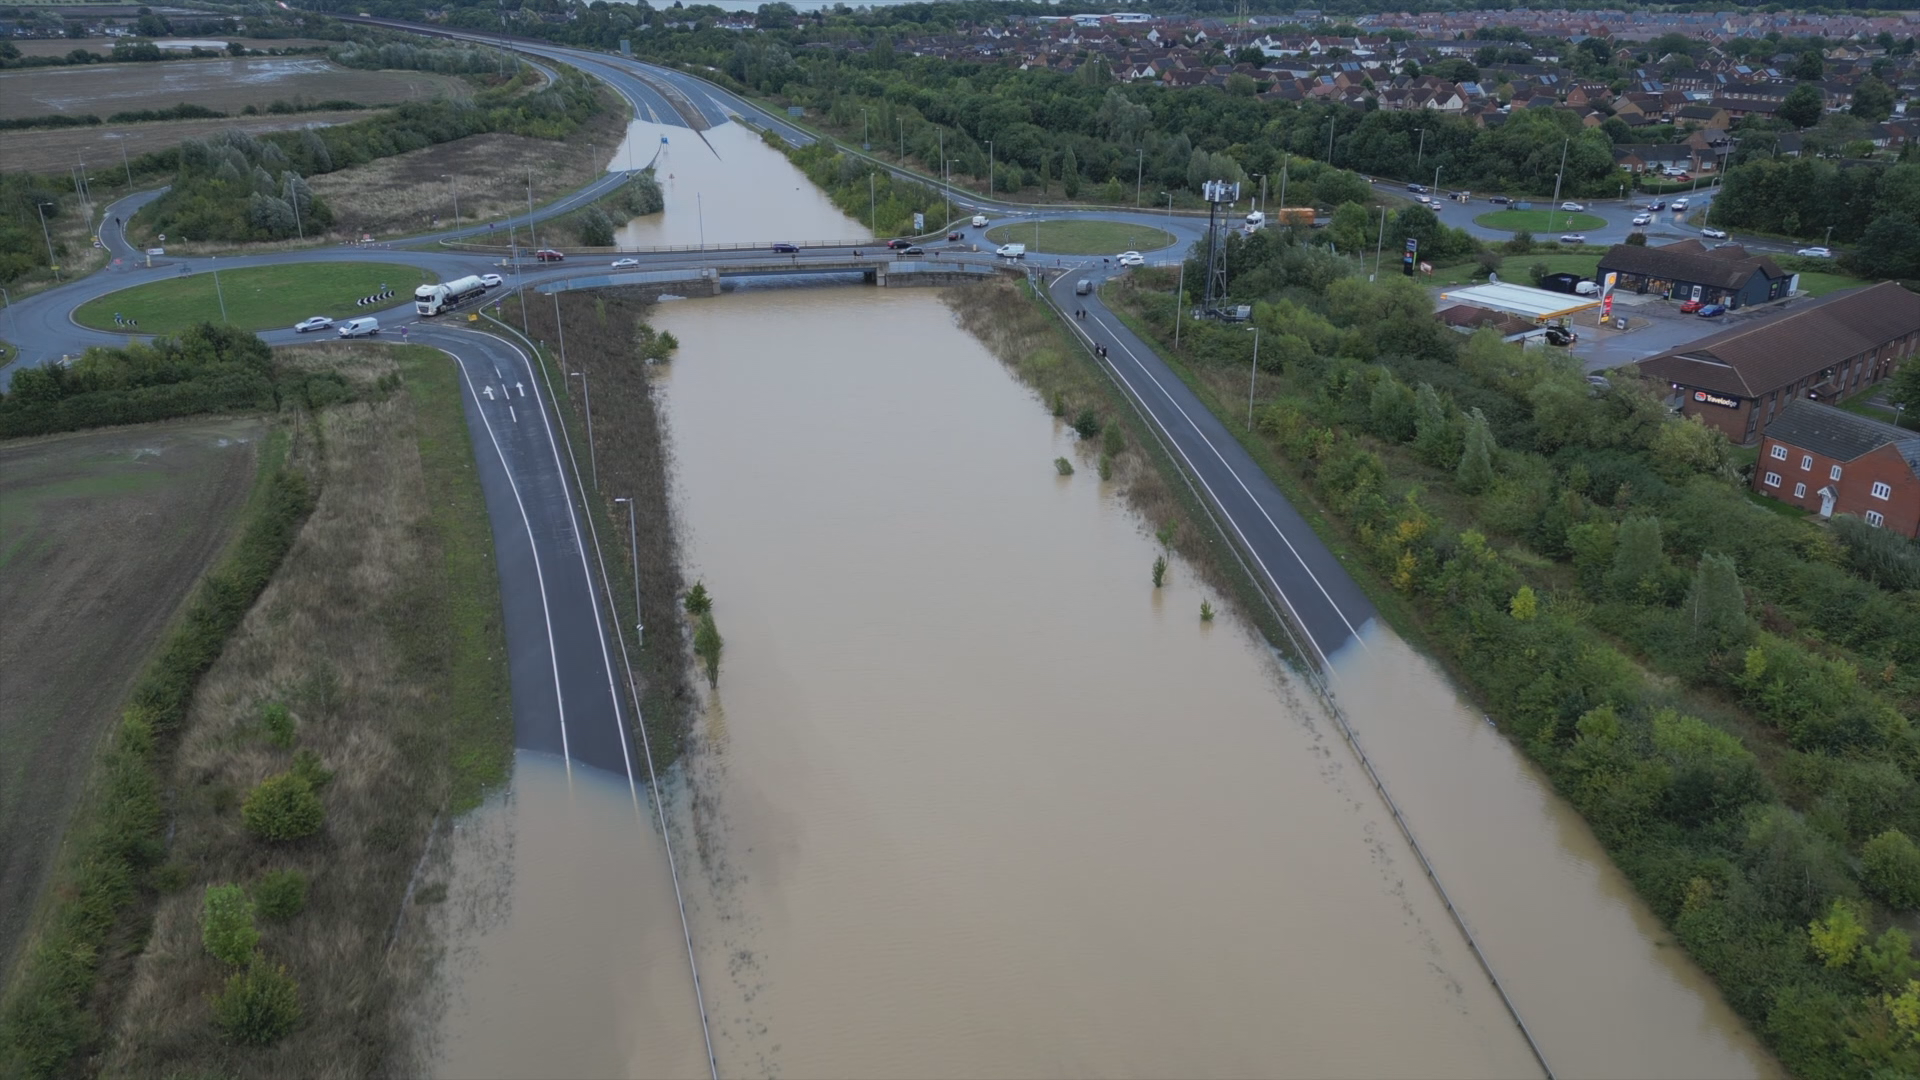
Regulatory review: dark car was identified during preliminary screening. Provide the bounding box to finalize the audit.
[1645,200,1666,211]
[886,238,914,249]
[772,242,799,253]
[1543,326,1578,346]
[1698,303,1728,318]
[947,231,964,241]
[1536,271,1585,295]
[535,248,565,262]
[1487,195,1513,205]
[1406,182,1428,194]
[898,245,925,256]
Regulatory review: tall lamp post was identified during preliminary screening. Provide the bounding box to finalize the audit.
[443,173,461,226]
[987,140,995,197]
[569,367,597,492]
[35,202,58,282]
[1246,326,1261,431]
[1135,147,1144,207]
[1415,126,1426,170]
[613,497,644,647]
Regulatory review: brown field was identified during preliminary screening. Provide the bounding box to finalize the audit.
[0,110,370,173]
[101,343,511,1077]
[307,94,628,238]
[0,416,263,983]
[8,37,334,58]
[0,57,470,120]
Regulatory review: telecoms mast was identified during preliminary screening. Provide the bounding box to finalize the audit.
[1200,179,1241,316]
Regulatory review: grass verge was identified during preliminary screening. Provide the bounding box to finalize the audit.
[982,219,1176,255]
[1473,209,1607,233]
[73,263,434,335]
[492,293,695,768]
[97,342,510,1075]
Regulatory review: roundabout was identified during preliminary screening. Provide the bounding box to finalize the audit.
[1472,209,1607,234]
[981,218,1175,256]
[71,262,435,335]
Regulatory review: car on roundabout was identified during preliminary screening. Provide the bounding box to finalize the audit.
[1559,233,1587,244]
[1116,251,1145,267]
[1487,195,1513,205]
[1644,200,1666,211]
[1560,201,1585,212]
[947,231,964,242]
[611,258,639,268]
[1797,246,1833,258]
[1632,214,1652,226]
[1698,303,1728,318]
[480,273,503,288]
[294,316,333,333]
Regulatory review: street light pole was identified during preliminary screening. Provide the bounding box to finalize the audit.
[1136,147,1144,207]
[1415,126,1425,169]
[35,202,58,282]
[1548,136,1570,234]
[569,368,597,492]
[868,173,876,237]
[1373,204,1387,280]
[988,140,995,196]
[1434,164,1443,194]
[1246,326,1261,431]
[861,107,869,150]
[697,191,705,251]
[1,286,19,343]
[211,258,228,324]
[445,173,461,226]
[614,497,643,647]
[119,141,132,188]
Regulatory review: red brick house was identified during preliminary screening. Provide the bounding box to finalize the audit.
[1637,281,1920,444]
[1752,401,1920,536]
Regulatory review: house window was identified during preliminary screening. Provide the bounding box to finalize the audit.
[1771,444,1788,460]
[1764,472,1782,488]
[1800,455,1813,471]
[1794,482,1806,497]
[1866,510,1885,527]
[1831,465,1843,481]
[1872,481,1892,500]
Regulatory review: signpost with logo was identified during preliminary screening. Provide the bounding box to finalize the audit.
[1401,237,1417,276]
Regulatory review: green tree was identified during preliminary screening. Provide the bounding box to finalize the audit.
[1847,215,1920,279]
[1780,83,1825,128]
[254,869,309,922]
[1368,377,1417,442]
[1412,383,1458,467]
[1686,552,1750,654]
[1862,829,1920,910]
[1061,146,1080,199]
[1808,898,1868,968]
[694,612,723,687]
[1327,202,1370,254]
[1456,407,1495,494]
[241,771,324,842]
[1606,515,1666,599]
[210,954,301,1045]
[1510,585,1539,621]
[1790,49,1825,82]
[1851,76,1896,123]
[202,884,259,967]
[1889,354,1920,415]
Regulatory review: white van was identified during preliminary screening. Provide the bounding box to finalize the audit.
[337,317,380,338]
[995,243,1026,259]
[971,214,989,228]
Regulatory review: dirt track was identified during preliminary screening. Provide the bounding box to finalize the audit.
[0,417,262,982]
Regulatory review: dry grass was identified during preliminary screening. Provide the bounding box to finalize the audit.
[0,111,371,175]
[101,343,509,1077]
[0,417,262,986]
[945,280,1266,632]
[305,96,629,239]
[517,288,697,765]
[0,57,471,120]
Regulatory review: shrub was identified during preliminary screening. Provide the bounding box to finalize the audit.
[253,869,309,922]
[683,580,711,616]
[1505,230,1534,255]
[241,772,324,842]
[1102,423,1125,457]
[1152,555,1167,587]
[201,884,258,966]
[1861,829,1920,910]
[260,702,293,748]
[694,612,723,688]
[1053,456,1074,475]
[209,954,300,1046]
[1071,408,1101,438]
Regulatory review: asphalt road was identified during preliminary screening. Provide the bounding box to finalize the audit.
[1046,264,1378,665]
[413,322,641,779]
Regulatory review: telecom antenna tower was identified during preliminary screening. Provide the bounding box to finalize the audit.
[1200,179,1241,316]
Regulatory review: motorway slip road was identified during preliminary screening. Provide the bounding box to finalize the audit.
[1047,268,1378,667]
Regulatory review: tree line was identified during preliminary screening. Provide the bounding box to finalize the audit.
[1109,225,1920,1078]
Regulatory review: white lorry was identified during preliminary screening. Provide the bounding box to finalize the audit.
[415,274,488,316]
[995,242,1026,259]
[337,317,380,338]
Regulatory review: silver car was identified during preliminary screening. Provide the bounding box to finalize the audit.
[293,316,333,334]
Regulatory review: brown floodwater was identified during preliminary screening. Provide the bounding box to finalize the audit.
[427,121,1780,1080]
[610,119,867,250]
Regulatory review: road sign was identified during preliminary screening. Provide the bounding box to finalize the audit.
[1402,237,1418,276]
[913,212,925,232]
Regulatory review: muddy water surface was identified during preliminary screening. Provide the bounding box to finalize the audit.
[610,120,866,250]
[650,287,1537,1078]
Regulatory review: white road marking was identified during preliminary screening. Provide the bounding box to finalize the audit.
[442,347,572,772]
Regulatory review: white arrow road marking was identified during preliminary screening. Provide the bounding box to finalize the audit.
[483,385,495,401]
[517,382,526,397]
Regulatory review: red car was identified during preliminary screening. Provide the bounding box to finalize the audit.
[947,231,964,241]
[535,248,566,262]
[1680,298,1704,313]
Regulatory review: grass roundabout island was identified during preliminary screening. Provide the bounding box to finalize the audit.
[981,219,1175,256]
[74,262,436,335]
[1473,209,1607,234]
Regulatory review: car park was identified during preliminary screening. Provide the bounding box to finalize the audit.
[611,258,639,268]
[1116,251,1145,266]
[1797,246,1833,258]
[1632,214,1652,226]
[1697,303,1728,317]
[1559,233,1587,243]
[294,316,333,334]
[1702,227,1728,239]
[1560,201,1585,211]
[480,273,503,288]
[771,242,799,253]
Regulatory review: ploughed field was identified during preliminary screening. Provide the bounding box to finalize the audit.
[0,57,471,121]
[0,417,262,981]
